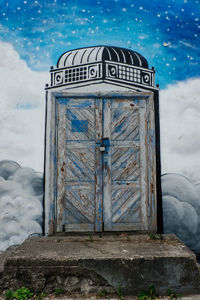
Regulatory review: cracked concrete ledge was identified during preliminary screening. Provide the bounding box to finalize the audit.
[0,234,200,296]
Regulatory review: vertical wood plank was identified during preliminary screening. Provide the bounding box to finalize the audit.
[139,99,149,230]
[148,94,157,231]
[56,101,67,232]
[46,92,56,235]
[103,98,112,231]
[95,98,103,231]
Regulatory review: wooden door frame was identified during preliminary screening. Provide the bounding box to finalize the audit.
[44,90,161,235]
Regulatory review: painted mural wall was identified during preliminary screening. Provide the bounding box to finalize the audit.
[0,0,200,253]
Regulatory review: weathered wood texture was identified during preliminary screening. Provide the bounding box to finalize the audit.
[103,99,145,231]
[53,94,156,233]
[44,91,157,235]
[57,98,100,232]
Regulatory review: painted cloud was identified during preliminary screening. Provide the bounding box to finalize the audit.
[162,173,200,253]
[0,160,43,253]
[160,78,200,181]
[0,41,48,172]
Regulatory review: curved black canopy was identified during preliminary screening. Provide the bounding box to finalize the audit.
[57,45,149,69]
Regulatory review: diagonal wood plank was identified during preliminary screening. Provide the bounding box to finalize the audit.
[111,147,140,181]
[112,188,140,223]
[111,108,139,141]
[66,189,94,223]
[66,148,95,181]
[65,198,93,223]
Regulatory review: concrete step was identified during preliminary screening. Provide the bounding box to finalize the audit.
[0,234,200,297]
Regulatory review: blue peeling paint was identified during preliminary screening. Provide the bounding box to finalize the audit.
[67,109,78,120]
[58,98,92,108]
[115,123,123,133]
[71,120,88,133]
[72,101,93,108]
[58,98,70,105]
[96,139,101,146]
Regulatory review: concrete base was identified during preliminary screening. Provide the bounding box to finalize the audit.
[1,234,200,296]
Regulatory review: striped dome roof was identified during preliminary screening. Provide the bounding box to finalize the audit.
[57,46,148,69]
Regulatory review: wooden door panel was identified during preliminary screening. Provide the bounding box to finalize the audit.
[56,96,152,233]
[103,98,148,231]
[56,98,102,232]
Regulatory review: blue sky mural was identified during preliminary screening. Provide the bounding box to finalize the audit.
[0,0,199,176]
[0,0,200,176]
[0,0,199,88]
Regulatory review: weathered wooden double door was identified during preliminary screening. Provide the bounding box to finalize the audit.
[56,96,154,232]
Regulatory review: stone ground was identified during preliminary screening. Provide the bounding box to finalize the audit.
[41,296,200,299]
[1,294,200,299]
[1,234,200,299]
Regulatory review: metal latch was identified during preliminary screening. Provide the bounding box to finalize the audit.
[99,137,109,152]
[100,146,105,152]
